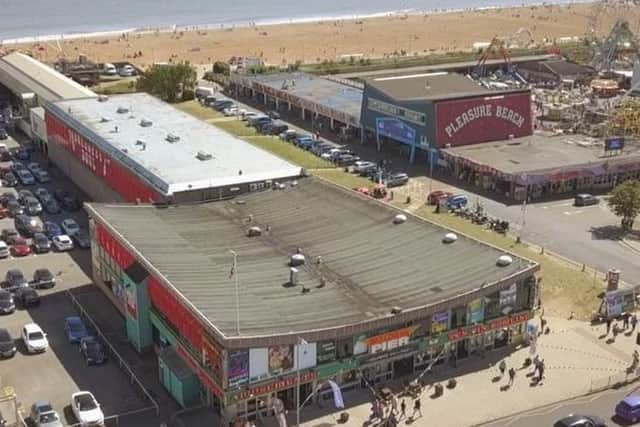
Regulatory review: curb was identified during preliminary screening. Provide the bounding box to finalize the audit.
[621,239,640,255]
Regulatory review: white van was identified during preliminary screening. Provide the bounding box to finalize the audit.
[195,86,215,100]
[103,63,117,75]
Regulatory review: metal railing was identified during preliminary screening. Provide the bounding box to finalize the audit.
[66,290,160,416]
[590,369,640,393]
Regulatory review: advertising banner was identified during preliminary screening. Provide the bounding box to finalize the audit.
[435,93,532,147]
[499,283,517,311]
[317,341,337,363]
[268,345,294,375]
[432,311,449,334]
[376,117,417,145]
[228,350,249,387]
[605,289,636,317]
[468,298,484,324]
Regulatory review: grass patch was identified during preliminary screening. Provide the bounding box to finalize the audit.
[313,169,375,189]
[175,100,223,121]
[93,79,138,95]
[246,136,334,169]
[413,206,602,320]
[214,120,258,137]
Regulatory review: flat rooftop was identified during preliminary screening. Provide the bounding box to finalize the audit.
[247,72,363,125]
[443,134,640,175]
[87,178,536,339]
[49,93,301,195]
[366,72,526,101]
[0,52,95,102]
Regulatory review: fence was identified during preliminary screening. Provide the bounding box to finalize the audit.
[66,290,160,417]
[589,369,640,393]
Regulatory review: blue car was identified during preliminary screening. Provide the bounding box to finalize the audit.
[616,394,640,423]
[43,221,62,239]
[64,316,90,343]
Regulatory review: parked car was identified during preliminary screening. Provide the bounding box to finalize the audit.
[43,221,63,239]
[16,169,35,185]
[336,154,361,166]
[118,64,136,77]
[223,106,238,116]
[0,328,16,358]
[7,200,24,217]
[241,111,259,121]
[0,192,16,207]
[0,290,15,314]
[32,233,51,254]
[15,287,40,307]
[280,129,297,141]
[25,197,43,216]
[18,189,35,204]
[64,316,90,343]
[22,323,48,353]
[30,400,63,427]
[35,188,51,202]
[0,241,9,258]
[103,63,117,75]
[15,214,41,237]
[11,236,32,257]
[1,228,19,244]
[615,394,640,423]
[447,194,469,209]
[247,114,270,127]
[61,194,82,211]
[266,110,281,119]
[553,415,607,427]
[62,218,80,236]
[0,128,7,140]
[12,161,27,172]
[80,336,107,365]
[264,122,288,135]
[574,193,599,207]
[3,171,17,187]
[427,190,454,205]
[201,95,217,106]
[385,172,409,187]
[4,269,28,291]
[14,148,30,161]
[44,199,62,214]
[27,162,41,174]
[34,170,51,183]
[213,100,233,111]
[71,391,104,427]
[73,229,91,249]
[53,189,69,202]
[52,235,74,252]
[32,268,56,289]
[353,161,377,174]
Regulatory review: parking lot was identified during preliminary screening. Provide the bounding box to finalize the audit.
[0,133,150,425]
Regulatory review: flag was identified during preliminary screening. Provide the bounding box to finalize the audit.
[328,380,344,409]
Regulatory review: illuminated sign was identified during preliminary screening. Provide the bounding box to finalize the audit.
[366,326,417,354]
[234,371,316,401]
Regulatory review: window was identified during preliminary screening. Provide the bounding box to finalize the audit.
[368,97,426,126]
[336,338,353,359]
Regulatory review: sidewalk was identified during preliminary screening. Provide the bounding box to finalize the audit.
[263,316,640,427]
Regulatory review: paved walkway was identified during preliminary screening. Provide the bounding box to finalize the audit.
[256,316,640,427]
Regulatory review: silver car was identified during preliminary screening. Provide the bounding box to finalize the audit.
[30,401,63,427]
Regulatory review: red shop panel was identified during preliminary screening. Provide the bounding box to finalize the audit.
[44,111,161,203]
[435,92,532,147]
[95,223,135,269]
[148,276,203,349]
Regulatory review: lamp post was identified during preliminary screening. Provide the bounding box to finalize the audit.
[296,337,307,427]
[229,250,240,336]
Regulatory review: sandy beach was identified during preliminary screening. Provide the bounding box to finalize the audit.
[9,2,640,69]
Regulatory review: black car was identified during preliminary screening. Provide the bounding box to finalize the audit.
[7,200,23,217]
[72,229,91,249]
[385,173,410,188]
[0,149,11,162]
[0,192,16,207]
[44,199,62,214]
[0,128,7,140]
[3,172,17,187]
[32,233,51,254]
[264,122,288,135]
[0,328,16,358]
[32,268,55,289]
[80,336,107,365]
[14,148,30,161]
[336,154,361,166]
[0,290,15,314]
[17,189,35,205]
[15,214,39,237]
[4,269,28,292]
[61,194,81,211]
[53,189,69,202]
[15,287,40,307]
[1,228,19,244]
[574,193,599,207]
[24,197,43,216]
[267,110,281,119]
[553,414,607,427]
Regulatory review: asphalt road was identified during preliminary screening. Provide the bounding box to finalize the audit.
[479,382,640,427]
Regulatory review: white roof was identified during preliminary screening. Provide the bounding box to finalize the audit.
[49,93,302,195]
[23,323,43,333]
[0,52,94,102]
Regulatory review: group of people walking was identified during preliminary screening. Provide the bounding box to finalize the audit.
[605,312,638,342]
[370,395,423,426]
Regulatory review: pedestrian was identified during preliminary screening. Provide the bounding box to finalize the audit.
[412,398,422,418]
[633,350,639,368]
[613,322,620,342]
[532,355,540,377]
[624,313,630,330]
[537,360,545,382]
[498,359,507,378]
[508,367,516,386]
[632,314,638,332]
[399,399,406,420]
[606,317,613,335]
[391,396,398,415]
[540,317,547,335]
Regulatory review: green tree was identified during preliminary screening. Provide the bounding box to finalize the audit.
[136,62,196,103]
[608,180,640,231]
[212,61,230,75]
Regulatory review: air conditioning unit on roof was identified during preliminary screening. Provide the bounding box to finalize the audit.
[196,151,213,161]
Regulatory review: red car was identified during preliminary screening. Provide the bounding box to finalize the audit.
[11,237,32,257]
[427,190,453,205]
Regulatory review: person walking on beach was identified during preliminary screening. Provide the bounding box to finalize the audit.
[412,398,422,419]
[632,314,638,332]
[613,322,620,342]
[606,317,612,335]
[498,359,507,378]
[399,399,406,420]
[508,367,516,386]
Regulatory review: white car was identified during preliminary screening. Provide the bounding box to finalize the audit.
[223,106,238,116]
[241,112,258,121]
[0,241,9,258]
[52,235,74,252]
[71,391,104,427]
[61,219,80,236]
[22,323,48,353]
[118,65,136,77]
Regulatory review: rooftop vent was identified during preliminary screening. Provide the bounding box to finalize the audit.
[393,214,407,224]
[246,226,262,237]
[135,139,147,150]
[166,133,180,143]
[290,254,306,267]
[97,95,109,102]
[196,151,213,161]
[390,306,403,314]
[116,106,129,114]
[139,118,153,127]
[442,232,458,243]
[100,116,110,123]
[497,255,513,266]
